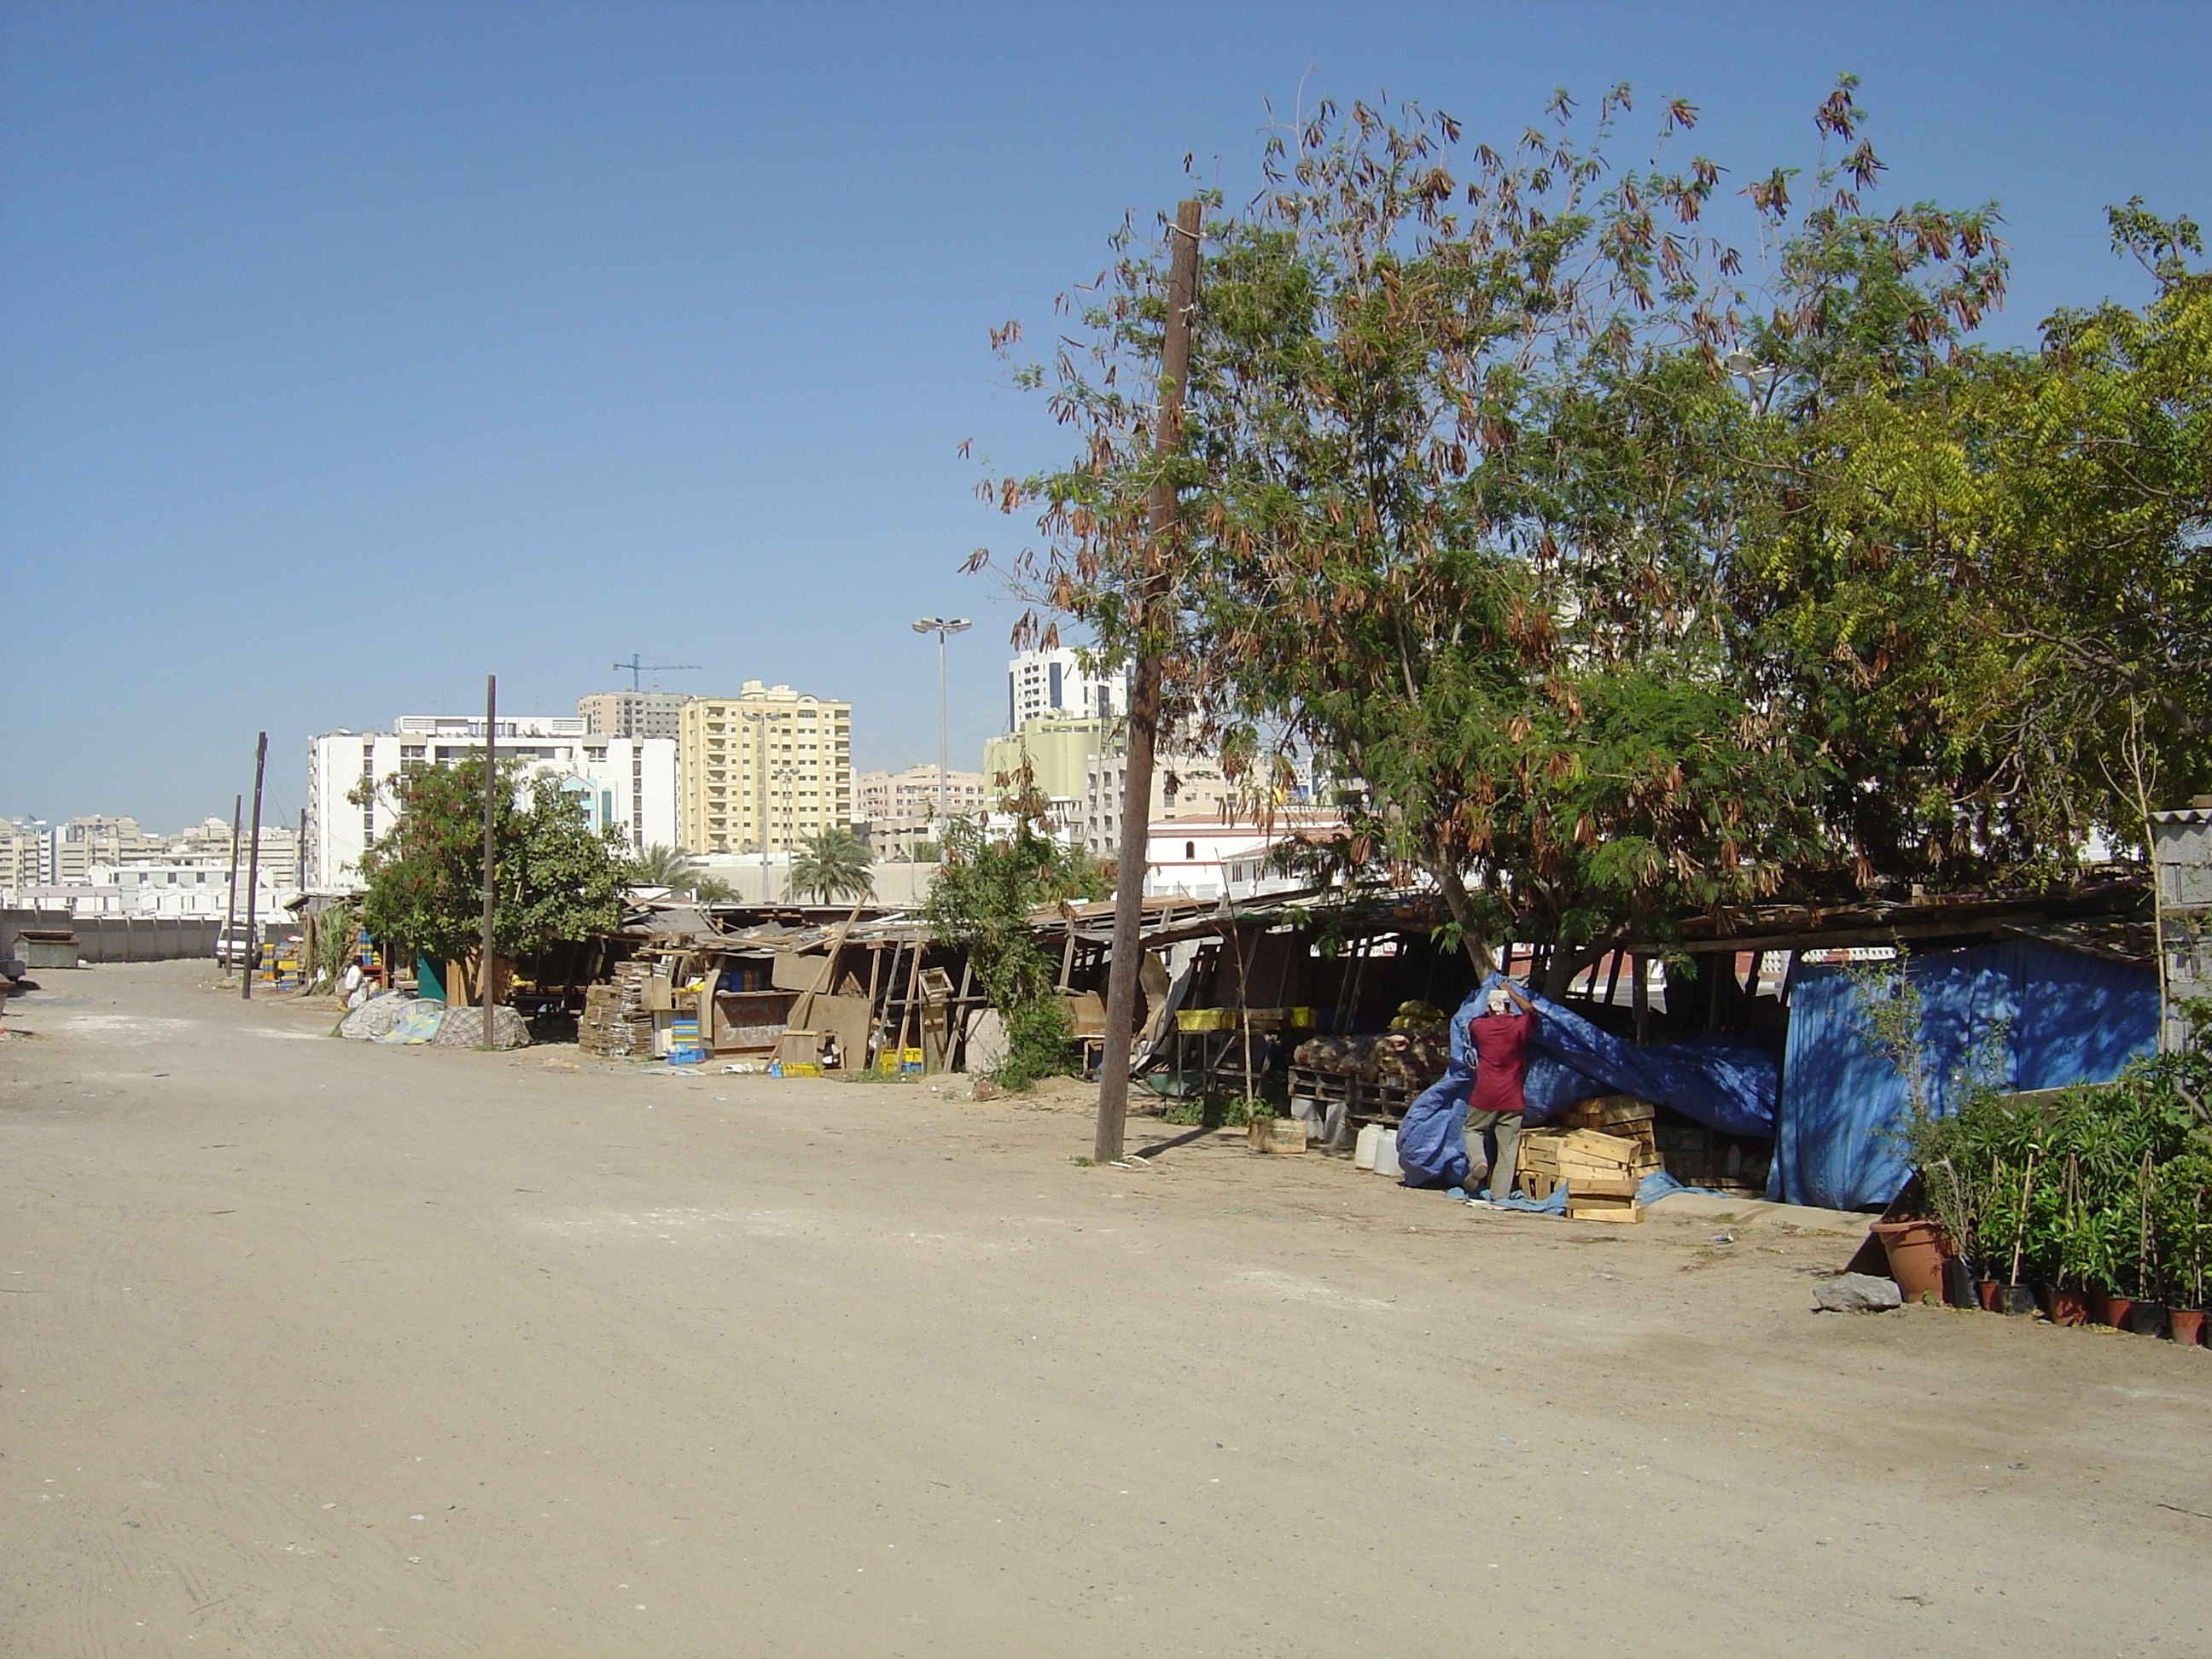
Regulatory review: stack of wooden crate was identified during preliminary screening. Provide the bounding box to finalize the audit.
[1516,1126,1650,1223]
[580,960,656,1058]
[1551,1095,1662,1164]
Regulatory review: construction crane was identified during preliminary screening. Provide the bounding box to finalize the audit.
[612,655,701,692]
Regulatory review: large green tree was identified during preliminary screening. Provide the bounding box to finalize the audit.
[354,759,631,976]
[983,79,2209,988]
[923,778,1107,1087]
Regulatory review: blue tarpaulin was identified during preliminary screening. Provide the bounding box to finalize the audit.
[1773,940,2158,1211]
[1394,975,1781,1189]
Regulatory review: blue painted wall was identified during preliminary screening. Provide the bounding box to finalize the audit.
[1774,941,2159,1211]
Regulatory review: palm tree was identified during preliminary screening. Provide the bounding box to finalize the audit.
[789,827,874,905]
[627,843,697,888]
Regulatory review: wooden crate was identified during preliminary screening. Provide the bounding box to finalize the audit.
[1567,1193,1644,1224]
[1565,1171,1640,1198]
[1516,1130,1568,1199]
[1557,1094,1656,1130]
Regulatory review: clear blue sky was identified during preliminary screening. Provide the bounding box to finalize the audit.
[3,1,2205,834]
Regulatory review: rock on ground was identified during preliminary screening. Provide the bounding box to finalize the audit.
[1813,1272,1903,1313]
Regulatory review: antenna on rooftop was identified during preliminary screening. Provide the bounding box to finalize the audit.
[613,654,701,692]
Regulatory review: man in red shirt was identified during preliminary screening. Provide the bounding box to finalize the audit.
[1467,978,1538,1202]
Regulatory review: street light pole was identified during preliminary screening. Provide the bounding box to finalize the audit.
[772,765,797,899]
[911,616,971,831]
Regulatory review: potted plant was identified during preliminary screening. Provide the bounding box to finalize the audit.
[2041,1153,2093,1327]
[2155,1155,2209,1346]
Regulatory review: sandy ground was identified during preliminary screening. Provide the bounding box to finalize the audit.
[3,962,2209,1658]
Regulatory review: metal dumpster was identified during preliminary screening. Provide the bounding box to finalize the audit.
[16,929,81,969]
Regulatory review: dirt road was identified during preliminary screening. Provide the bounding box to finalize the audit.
[4,963,2209,1656]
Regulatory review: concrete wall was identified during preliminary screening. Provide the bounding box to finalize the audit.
[2154,806,2211,1051]
[2,909,288,964]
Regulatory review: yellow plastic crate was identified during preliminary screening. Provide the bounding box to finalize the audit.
[1175,1008,1232,1033]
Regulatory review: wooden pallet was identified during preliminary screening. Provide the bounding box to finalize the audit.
[1289,1067,1415,1126]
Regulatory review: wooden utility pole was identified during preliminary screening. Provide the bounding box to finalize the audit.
[1093,198,1202,1165]
[239,734,268,1001]
[219,793,242,967]
[480,675,499,1048]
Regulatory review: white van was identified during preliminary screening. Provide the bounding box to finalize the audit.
[214,924,257,969]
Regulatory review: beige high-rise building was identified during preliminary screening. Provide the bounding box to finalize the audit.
[678,682,852,855]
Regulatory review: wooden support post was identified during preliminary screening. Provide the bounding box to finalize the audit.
[220,792,242,969]
[870,939,901,1067]
[1094,197,1202,1165]
[1632,952,1650,1044]
[240,734,267,1001]
[480,675,499,1047]
[949,953,974,1070]
[899,938,926,1073]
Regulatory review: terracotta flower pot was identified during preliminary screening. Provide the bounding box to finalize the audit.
[2043,1288,2090,1327]
[1975,1280,2002,1312]
[2169,1308,2206,1347]
[1871,1220,1947,1306]
[2090,1292,2133,1329]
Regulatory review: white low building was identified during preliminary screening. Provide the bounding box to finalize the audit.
[1141,815,1345,904]
[306,715,677,892]
[10,862,297,918]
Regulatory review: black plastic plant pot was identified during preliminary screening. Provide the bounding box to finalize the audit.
[2128,1301,2170,1339]
[1942,1258,1977,1309]
[1999,1284,2040,1318]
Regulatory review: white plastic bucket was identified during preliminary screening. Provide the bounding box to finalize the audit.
[1353,1123,1382,1171]
[1372,1129,1402,1180]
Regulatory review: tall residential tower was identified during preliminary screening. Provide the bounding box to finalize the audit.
[676,683,852,856]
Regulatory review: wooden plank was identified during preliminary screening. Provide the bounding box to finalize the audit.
[1563,1155,1637,1179]
[1561,1128,1639,1157]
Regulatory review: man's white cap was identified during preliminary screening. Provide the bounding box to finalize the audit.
[1486,987,1511,1014]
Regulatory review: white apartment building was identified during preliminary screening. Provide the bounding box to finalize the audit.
[854,765,989,824]
[676,683,852,856]
[1,816,300,896]
[1007,646,1126,732]
[579,690,694,742]
[18,860,300,918]
[306,715,677,891]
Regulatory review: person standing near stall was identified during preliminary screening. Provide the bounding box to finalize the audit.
[1467,977,1538,1202]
